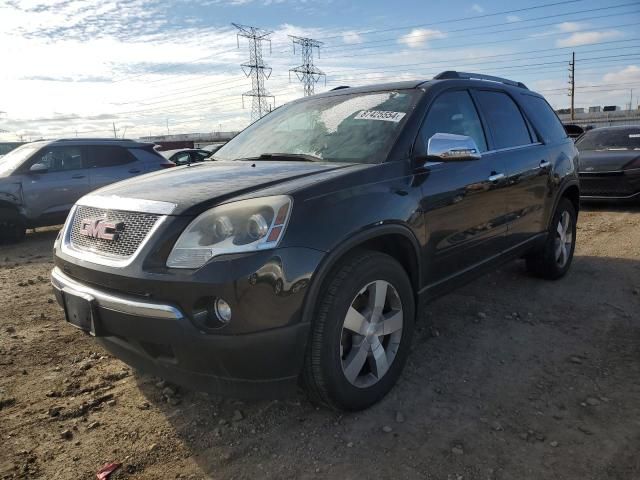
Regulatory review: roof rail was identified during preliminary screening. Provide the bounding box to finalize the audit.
[433,71,528,90]
[54,138,136,142]
[330,86,350,91]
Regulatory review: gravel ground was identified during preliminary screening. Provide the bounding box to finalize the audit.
[1,204,639,480]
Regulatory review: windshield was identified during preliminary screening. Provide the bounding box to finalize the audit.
[215,90,420,164]
[0,143,40,176]
[576,128,640,150]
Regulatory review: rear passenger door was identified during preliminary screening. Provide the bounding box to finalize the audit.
[87,145,143,191]
[471,89,552,248]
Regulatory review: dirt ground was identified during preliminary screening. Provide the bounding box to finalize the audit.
[1,204,639,480]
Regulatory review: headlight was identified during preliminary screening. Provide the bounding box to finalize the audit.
[167,195,292,269]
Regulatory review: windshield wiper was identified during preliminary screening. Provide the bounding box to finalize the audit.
[237,153,322,162]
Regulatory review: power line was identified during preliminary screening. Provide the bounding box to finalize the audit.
[289,35,326,97]
[320,2,639,52]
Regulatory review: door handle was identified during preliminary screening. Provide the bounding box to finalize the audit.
[71,174,86,179]
[539,160,551,168]
[488,172,505,182]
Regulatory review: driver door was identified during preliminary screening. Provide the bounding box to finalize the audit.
[416,89,509,287]
[21,145,90,225]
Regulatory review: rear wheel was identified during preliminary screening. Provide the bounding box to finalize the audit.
[526,198,576,279]
[303,250,415,411]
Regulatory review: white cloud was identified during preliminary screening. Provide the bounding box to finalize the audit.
[471,3,484,13]
[398,28,447,49]
[342,31,363,44]
[556,30,621,47]
[557,22,582,33]
[603,65,640,84]
[506,15,521,23]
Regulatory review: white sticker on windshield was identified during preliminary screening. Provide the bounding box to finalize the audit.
[354,110,406,122]
[629,133,640,138]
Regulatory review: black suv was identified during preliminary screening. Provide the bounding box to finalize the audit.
[51,72,579,411]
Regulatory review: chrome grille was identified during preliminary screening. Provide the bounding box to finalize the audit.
[69,206,160,258]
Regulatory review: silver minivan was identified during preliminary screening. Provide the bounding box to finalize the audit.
[0,138,175,242]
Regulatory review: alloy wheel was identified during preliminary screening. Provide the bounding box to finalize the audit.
[555,210,573,268]
[340,280,403,388]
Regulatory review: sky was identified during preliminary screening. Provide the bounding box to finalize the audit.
[0,0,639,141]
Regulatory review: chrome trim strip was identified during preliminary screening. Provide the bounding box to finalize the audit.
[51,267,184,320]
[60,211,168,268]
[581,191,640,200]
[77,194,177,215]
[483,142,543,155]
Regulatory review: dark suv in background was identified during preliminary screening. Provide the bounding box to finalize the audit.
[0,138,174,242]
[51,71,579,410]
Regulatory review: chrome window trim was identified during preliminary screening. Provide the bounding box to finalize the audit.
[51,267,183,320]
[483,142,542,155]
[60,205,167,268]
[77,194,177,215]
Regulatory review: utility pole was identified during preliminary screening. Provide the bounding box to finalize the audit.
[289,35,325,97]
[112,122,117,138]
[233,23,274,122]
[166,119,170,135]
[568,52,575,121]
[629,89,633,111]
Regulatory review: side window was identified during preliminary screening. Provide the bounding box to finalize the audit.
[88,146,134,168]
[32,146,85,172]
[172,152,191,165]
[519,94,568,144]
[473,90,532,149]
[420,90,488,152]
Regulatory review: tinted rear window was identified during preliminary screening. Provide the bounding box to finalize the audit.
[519,94,567,144]
[576,128,640,150]
[88,146,134,168]
[474,90,532,149]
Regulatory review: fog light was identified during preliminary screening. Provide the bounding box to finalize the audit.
[214,298,232,324]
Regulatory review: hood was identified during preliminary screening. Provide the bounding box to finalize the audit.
[578,149,640,172]
[90,160,358,214]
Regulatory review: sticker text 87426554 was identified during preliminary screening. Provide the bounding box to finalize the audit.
[354,110,406,123]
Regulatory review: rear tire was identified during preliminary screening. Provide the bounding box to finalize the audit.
[302,250,415,411]
[526,198,576,279]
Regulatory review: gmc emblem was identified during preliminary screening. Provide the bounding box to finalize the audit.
[79,218,124,241]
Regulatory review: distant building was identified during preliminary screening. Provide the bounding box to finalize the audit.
[588,106,601,113]
[603,105,619,112]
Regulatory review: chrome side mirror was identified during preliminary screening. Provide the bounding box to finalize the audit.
[427,133,481,161]
[29,163,48,173]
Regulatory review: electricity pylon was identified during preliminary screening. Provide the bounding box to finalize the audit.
[233,23,274,122]
[289,35,325,97]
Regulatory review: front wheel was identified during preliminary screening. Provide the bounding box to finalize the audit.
[526,198,577,279]
[0,218,26,244]
[302,250,415,411]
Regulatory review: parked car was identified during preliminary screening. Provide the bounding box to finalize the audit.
[201,143,226,154]
[0,138,174,242]
[160,148,212,166]
[575,125,640,201]
[51,71,579,410]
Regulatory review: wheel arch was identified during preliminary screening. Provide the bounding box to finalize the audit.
[549,180,580,228]
[301,224,422,327]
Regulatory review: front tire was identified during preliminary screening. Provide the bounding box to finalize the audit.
[526,197,576,279]
[0,217,26,244]
[303,250,415,411]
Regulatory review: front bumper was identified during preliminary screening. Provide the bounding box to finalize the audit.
[579,168,640,200]
[51,246,324,397]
